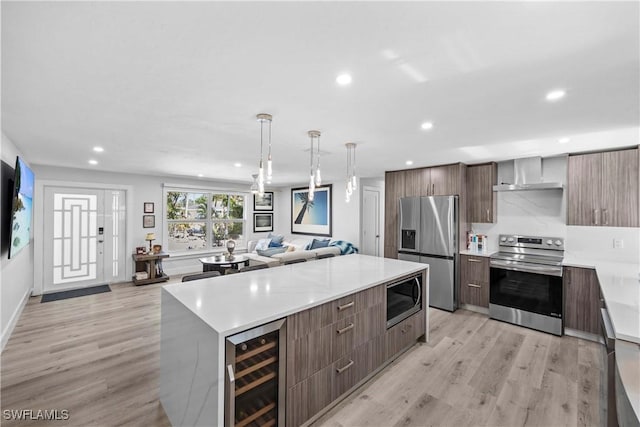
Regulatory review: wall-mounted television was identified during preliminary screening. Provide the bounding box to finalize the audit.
[9,156,34,259]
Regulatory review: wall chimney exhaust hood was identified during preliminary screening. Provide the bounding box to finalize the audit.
[493,157,563,191]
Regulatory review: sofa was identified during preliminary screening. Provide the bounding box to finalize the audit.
[245,236,342,267]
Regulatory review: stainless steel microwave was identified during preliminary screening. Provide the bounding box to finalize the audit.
[386,274,422,328]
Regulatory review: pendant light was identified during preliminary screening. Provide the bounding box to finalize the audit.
[250,174,259,194]
[345,143,357,202]
[307,130,321,201]
[256,113,273,195]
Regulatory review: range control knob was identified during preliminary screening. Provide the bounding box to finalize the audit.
[507,237,514,243]
[500,237,507,242]
[546,239,553,245]
[554,240,563,246]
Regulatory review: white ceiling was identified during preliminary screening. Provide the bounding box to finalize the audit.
[2,1,639,186]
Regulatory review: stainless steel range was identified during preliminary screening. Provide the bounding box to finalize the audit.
[489,234,564,335]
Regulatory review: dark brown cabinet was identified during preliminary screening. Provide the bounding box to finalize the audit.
[466,163,497,223]
[430,164,462,196]
[563,266,600,335]
[459,255,490,308]
[285,285,386,426]
[384,171,406,258]
[568,148,639,227]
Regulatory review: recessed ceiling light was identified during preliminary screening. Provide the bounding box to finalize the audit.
[197,174,203,178]
[421,122,433,130]
[558,137,570,144]
[336,73,352,86]
[88,159,98,165]
[406,160,414,166]
[93,146,104,153]
[234,163,242,168]
[546,89,566,101]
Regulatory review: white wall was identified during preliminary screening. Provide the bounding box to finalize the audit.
[32,165,275,277]
[274,181,361,247]
[469,156,640,262]
[1,133,34,350]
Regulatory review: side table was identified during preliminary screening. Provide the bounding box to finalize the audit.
[132,252,170,285]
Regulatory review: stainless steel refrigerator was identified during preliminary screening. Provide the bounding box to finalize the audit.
[397,195,458,312]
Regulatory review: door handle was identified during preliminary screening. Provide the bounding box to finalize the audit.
[593,209,599,226]
[486,209,490,222]
[603,209,608,226]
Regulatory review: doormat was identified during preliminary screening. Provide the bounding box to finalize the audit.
[41,284,111,303]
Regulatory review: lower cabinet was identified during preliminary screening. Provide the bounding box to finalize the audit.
[459,255,489,308]
[563,266,600,335]
[286,281,425,426]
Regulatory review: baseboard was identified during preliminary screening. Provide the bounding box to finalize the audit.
[459,303,490,315]
[564,327,602,344]
[1,287,32,353]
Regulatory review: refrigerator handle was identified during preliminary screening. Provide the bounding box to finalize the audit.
[448,200,455,255]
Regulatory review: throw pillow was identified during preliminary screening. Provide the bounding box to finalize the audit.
[268,240,283,248]
[255,238,271,251]
[256,246,288,257]
[309,238,330,250]
[286,245,296,252]
[267,233,285,246]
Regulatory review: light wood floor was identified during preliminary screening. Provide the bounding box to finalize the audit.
[1,279,603,427]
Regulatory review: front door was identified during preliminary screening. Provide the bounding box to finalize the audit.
[43,187,126,292]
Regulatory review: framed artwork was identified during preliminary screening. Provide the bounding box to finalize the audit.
[254,192,274,211]
[143,202,154,213]
[143,215,155,228]
[291,184,332,237]
[253,213,274,232]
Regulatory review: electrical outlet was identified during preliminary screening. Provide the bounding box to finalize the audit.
[613,239,624,249]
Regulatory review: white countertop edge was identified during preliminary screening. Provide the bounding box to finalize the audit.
[459,250,493,257]
[163,259,428,338]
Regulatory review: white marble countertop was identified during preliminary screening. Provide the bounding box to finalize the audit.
[162,254,427,337]
[563,254,640,344]
[615,339,640,424]
[459,250,493,257]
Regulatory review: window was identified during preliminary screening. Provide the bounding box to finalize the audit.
[166,190,245,253]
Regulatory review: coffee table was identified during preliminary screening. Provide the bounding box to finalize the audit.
[199,254,249,275]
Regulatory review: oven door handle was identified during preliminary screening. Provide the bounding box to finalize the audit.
[490,260,563,277]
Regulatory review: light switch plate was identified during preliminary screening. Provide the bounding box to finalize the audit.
[613,239,624,249]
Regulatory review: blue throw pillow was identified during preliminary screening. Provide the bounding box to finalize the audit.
[267,233,284,248]
[309,238,330,250]
[256,246,287,257]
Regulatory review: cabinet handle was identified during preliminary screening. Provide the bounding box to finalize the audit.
[336,359,354,374]
[467,283,481,288]
[486,209,490,222]
[468,258,482,263]
[336,323,354,335]
[603,209,608,226]
[566,269,571,285]
[593,209,599,225]
[337,301,354,311]
[432,183,435,194]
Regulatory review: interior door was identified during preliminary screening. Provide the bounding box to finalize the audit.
[43,187,126,291]
[362,188,380,256]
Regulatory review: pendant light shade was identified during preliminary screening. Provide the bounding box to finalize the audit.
[345,143,358,203]
[307,130,321,200]
[256,113,273,195]
[250,174,259,194]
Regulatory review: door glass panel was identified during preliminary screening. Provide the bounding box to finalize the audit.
[52,193,99,284]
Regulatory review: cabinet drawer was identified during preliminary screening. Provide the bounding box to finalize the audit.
[385,311,425,360]
[333,284,385,321]
[460,281,489,308]
[333,336,385,402]
[460,255,489,281]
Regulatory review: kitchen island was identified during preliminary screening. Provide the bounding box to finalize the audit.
[160,254,429,426]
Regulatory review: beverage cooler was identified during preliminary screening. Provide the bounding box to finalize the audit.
[224,318,286,427]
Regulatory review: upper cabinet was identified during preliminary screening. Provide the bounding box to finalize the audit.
[466,163,497,223]
[384,164,467,259]
[568,148,639,227]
